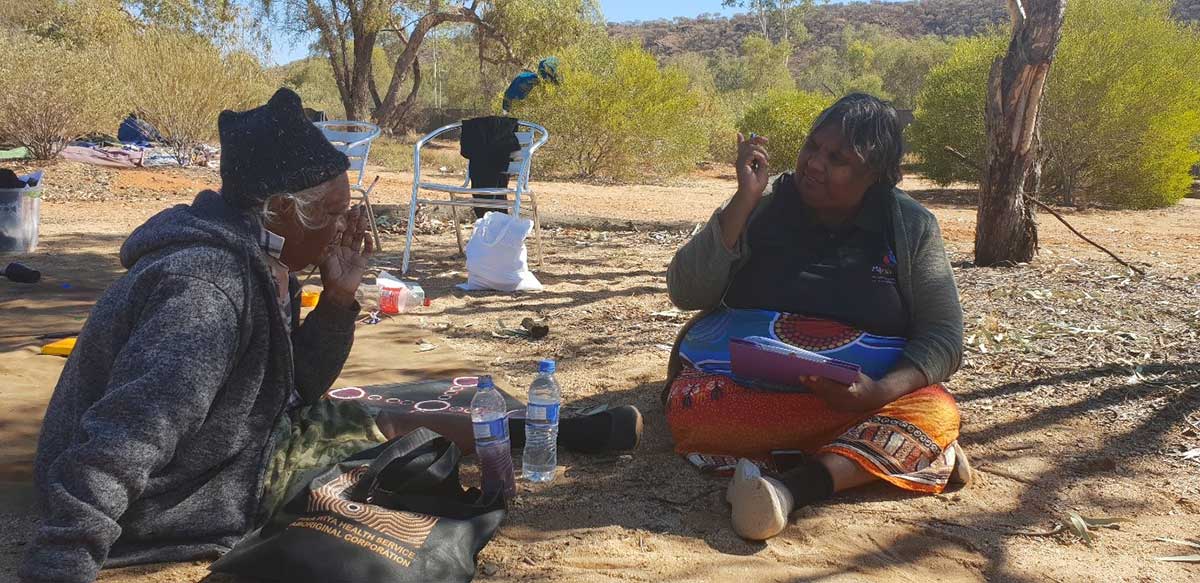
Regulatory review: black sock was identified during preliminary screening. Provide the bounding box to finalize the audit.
[778,460,835,506]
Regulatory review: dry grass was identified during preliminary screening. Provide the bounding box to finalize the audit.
[0,32,119,159]
[117,30,275,163]
[370,133,468,177]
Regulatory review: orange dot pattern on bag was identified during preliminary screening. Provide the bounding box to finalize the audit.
[772,315,861,351]
[308,466,439,546]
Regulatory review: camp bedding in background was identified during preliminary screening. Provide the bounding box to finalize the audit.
[0,146,29,160]
[59,144,143,168]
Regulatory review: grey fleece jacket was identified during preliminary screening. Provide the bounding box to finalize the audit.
[666,174,964,386]
[20,190,360,583]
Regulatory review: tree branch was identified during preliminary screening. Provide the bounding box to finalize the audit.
[328,0,350,84]
[307,0,352,114]
[376,4,490,122]
[943,146,1145,276]
[1025,192,1146,276]
[469,12,520,66]
[392,55,423,126]
[369,74,382,109]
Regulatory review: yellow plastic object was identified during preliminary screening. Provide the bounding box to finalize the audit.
[301,291,320,308]
[41,337,77,357]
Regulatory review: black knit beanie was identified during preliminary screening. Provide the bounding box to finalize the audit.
[218,88,349,209]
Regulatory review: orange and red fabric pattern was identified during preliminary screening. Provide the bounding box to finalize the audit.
[666,368,961,493]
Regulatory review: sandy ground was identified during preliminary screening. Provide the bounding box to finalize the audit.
[2,161,1199,582]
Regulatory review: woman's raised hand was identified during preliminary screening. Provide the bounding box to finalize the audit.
[319,205,374,308]
[734,132,770,201]
[717,133,772,250]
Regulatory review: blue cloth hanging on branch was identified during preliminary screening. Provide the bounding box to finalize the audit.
[502,56,561,112]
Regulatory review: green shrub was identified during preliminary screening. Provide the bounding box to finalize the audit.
[666,52,739,163]
[737,89,833,173]
[279,57,347,118]
[512,39,708,181]
[0,31,120,159]
[1040,0,1200,208]
[116,30,277,164]
[906,34,1003,185]
[909,0,1200,208]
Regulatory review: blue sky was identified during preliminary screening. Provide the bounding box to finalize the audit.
[602,0,739,22]
[268,0,903,65]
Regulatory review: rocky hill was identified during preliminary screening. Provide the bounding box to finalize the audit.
[610,0,1200,58]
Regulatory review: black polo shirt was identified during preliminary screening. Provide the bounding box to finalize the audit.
[723,177,909,338]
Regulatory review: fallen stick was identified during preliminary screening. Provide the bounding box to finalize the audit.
[942,146,1145,275]
[1023,194,1146,275]
[975,463,1037,485]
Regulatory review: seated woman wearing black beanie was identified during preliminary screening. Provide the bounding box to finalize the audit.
[20,89,384,583]
[665,94,970,541]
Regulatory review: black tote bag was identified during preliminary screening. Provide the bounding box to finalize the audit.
[210,428,505,582]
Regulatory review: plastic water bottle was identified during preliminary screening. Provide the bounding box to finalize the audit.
[470,376,516,499]
[522,360,561,482]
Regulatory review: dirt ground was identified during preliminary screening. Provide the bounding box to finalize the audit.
[2,160,1199,582]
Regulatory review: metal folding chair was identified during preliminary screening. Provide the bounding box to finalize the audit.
[401,121,549,275]
[315,120,384,251]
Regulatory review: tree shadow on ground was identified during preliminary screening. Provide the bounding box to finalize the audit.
[795,361,1199,582]
[0,232,127,353]
[372,204,702,235]
[368,238,672,320]
[507,360,1199,580]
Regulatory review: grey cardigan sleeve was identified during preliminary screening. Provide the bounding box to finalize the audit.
[900,218,964,385]
[672,185,782,309]
[21,275,239,583]
[666,203,747,310]
[291,295,361,404]
[668,179,788,310]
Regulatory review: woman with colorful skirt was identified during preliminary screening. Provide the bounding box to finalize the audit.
[664,93,969,541]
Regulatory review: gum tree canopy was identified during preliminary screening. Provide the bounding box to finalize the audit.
[265,0,600,127]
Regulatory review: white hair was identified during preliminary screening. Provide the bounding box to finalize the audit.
[260,182,334,231]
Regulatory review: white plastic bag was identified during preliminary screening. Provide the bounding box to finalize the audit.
[458,211,542,292]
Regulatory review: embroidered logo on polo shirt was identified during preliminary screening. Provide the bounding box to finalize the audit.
[871,249,898,284]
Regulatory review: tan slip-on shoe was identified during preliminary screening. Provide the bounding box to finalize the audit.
[948,441,973,486]
[727,458,795,541]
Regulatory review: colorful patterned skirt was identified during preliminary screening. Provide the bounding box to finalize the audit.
[667,309,962,494]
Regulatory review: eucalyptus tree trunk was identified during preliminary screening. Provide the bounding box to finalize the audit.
[974,0,1066,266]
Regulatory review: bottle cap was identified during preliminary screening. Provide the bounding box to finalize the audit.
[538,360,556,373]
[477,375,494,389]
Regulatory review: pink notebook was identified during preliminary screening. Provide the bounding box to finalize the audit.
[729,336,861,387]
